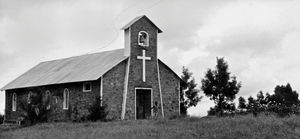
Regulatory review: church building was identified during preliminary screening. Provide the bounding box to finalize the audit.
[1,15,182,121]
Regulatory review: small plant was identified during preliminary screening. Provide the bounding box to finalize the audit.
[0,113,4,124]
[87,97,108,121]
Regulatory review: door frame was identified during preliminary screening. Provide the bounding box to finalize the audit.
[135,87,153,120]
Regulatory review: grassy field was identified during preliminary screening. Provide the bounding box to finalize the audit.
[1,115,300,139]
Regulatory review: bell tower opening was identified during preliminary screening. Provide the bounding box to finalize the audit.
[138,31,149,47]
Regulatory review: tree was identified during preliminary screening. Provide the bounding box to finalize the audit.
[201,57,241,116]
[255,91,268,112]
[180,67,202,115]
[238,96,247,111]
[265,83,299,116]
[247,96,259,117]
[273,83,299,107]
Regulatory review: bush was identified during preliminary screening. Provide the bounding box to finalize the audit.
[19,91,51,125]
[0,113,4,124]
[87,97,108,121]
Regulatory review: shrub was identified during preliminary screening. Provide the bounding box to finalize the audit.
[0,113,4,124]
[19,91,51,125]
[87,97,108,121]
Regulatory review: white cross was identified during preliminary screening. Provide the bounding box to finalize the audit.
[137,50,151,82]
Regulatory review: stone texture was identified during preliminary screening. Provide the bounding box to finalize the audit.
[5,80,100,121]
[158,61,180,117]
[102,59,127,120]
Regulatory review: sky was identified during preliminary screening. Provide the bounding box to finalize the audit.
[0,0,300,117]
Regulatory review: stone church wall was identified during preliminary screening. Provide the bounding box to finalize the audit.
[102,59,127,120]
[158,61,180,118]
[5,80,100,122]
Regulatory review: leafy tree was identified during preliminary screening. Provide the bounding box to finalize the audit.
[207,107,217,116]
[256,91,268,112]
[256,91,266,105]
[180,67,202,115]
[273,83,299,107]
[247,96,259,117]
[238,96,247,111]
[224,102,236,113]
[201,57,241,116]
[264,83,299,116]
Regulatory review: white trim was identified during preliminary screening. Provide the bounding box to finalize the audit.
[45,90,51,110]
[137,50,151,82]
[63,88,69,110]
[83,82,92,92]
[138,31,149,47]
[156,59,164,118]
[100,77,103,106]
[121,57,130,120]
[178,80,181,116]
[135,87,153,120]
[12,93,17,111]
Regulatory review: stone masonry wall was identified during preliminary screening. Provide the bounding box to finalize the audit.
[5,80,100,121]
[158,61,180,118]
[102,59,127,120]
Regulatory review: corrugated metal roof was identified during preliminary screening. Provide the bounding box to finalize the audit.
[2,49,128,90]
[121,15,162,33]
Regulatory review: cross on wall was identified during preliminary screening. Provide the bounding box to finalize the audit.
[137,50,151,82]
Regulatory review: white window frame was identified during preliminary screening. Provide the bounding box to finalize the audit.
[45,90,51,110]
[83,82,92,92]
[63,88,69,110]
[138,31,149,47]
[12,93,17,111]
[27,91,33,104]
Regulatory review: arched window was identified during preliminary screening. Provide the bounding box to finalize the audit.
[12,93,17,111]
[63,88,69,110]
[138,31,149,47]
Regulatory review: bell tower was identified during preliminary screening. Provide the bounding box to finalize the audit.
[122,15,162,58]
[121,15,164,119]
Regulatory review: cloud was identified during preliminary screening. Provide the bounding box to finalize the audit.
[159,0,300,116]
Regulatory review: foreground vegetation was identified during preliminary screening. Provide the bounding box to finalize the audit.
[1,114,300,139]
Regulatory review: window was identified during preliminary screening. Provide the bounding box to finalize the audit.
[12,93,17,111]
[63,88,69,110]
[138,31,149,47]
[54,96,58,104]
[83,82,92,92]
[27,91,33,104]
[45,90,51,110]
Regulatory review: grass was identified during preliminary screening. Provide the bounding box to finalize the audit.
[1,114,300,139]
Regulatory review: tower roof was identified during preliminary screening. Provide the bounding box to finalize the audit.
[121,15,163,33]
